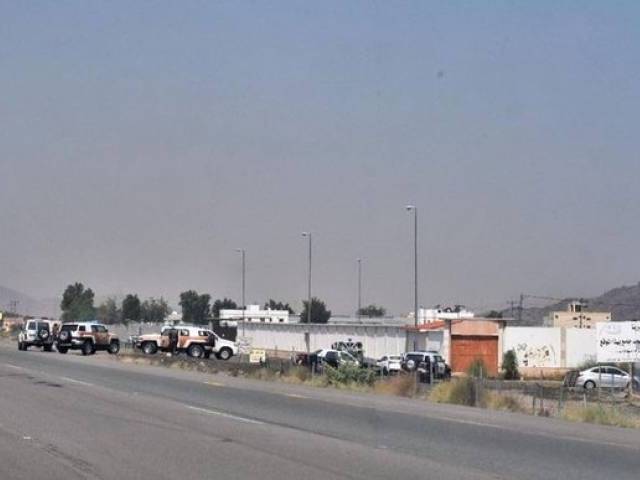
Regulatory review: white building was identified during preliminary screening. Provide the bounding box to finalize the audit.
[412,305,475,324]
[219,304,290,325]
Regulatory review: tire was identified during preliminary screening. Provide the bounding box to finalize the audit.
[217,347,232,361]
[108,341,120,355]
[57,346,68,354]
[38,329,50,341]
[43,344,53,352]
[81,341,94,356]
[58,330,71,343]
[142,342,158,355]
[584,380,596,390]
[188,344,204,358]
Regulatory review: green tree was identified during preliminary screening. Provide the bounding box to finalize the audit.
[300,297,331,324]
[122,294,142,323]
[141,297,170,323]
[484,310,503,318]
[96,298,121,325]
[212,298,237,318]
[60,282,96,322]
[179,290,211,325]
[502,349,520,380]
[357,304,386,318]
[263,299,295,314]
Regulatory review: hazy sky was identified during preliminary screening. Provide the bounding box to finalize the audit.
[1,1,639,315]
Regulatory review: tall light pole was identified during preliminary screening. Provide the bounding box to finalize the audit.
[302,232,312,351]
[406,205,418,327]
[357,258,362,321]
[236,248,246,337]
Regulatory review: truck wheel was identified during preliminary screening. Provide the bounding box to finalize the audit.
[81,341,94,356]
[217,347,232,361]
[142,342,158,355]
[188,344,204,358]
[108,341,120,354]
[57,346,68,354]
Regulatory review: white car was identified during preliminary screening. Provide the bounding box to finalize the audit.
[18,319,60,352]
[376,355,402,375]
[576,366,630,390]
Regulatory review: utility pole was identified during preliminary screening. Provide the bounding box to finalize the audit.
[406,205,418,327]
[518,294,524,323]
[236,249,246,337]
[357,258,362,321]
[509,300,516,319]
[302,232,312,352]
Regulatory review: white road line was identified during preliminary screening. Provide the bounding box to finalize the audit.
[283,393,309,399]
[204,380,225,387]
[60,377,95,387]
[186,405,264,425]
[5,364,24,369]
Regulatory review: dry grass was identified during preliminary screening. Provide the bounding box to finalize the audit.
[429,377,478,406]
[485,391,527,413]
[374,375,416,397]
[562,404,640,429]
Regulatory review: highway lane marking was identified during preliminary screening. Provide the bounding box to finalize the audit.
[60,377,95,387]
[5,364,24,369]
[186,405,264,425]
[204,380,225,387]
[283,393,309,399]
[429,414,640,451]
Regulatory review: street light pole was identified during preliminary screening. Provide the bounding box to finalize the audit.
[302,232,312,351]
[236,248,246,337]
[357,258,362,321]
[406,205,418,327]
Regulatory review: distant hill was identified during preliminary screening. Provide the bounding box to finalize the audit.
[502,282,640,326]
[0,286,57,317]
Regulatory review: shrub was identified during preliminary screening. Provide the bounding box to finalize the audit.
[502,350,519,380]
[325,364,377,386]
[467,358,488,378]
[290,366,311,383]
[429,377,480,406]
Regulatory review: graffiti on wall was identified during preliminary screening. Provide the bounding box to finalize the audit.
[515,343,557,367]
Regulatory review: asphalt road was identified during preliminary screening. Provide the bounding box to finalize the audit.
[1,344,639,480]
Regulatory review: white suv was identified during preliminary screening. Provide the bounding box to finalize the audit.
[135,325,238,360]
[56,322,120,355]
[18,319,60,352]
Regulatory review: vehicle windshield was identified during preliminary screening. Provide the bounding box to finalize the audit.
[60,325,78,332]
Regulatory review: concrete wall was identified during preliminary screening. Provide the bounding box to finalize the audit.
[503,326,598,369]
[503,327,562,368]
[243,322,406,359]
[565,328,597,367]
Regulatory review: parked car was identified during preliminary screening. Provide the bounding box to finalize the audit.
[402,351,451,380]
[576,366,630,390]
[56,322,120,355]
[376,355,403,375]
[135,325,237,360]
[309,349,361,368]
[18,319,60,352]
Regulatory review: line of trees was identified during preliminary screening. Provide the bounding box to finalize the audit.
[60,283,170,324]
[60,283,334,325]
[357,304,387,318]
